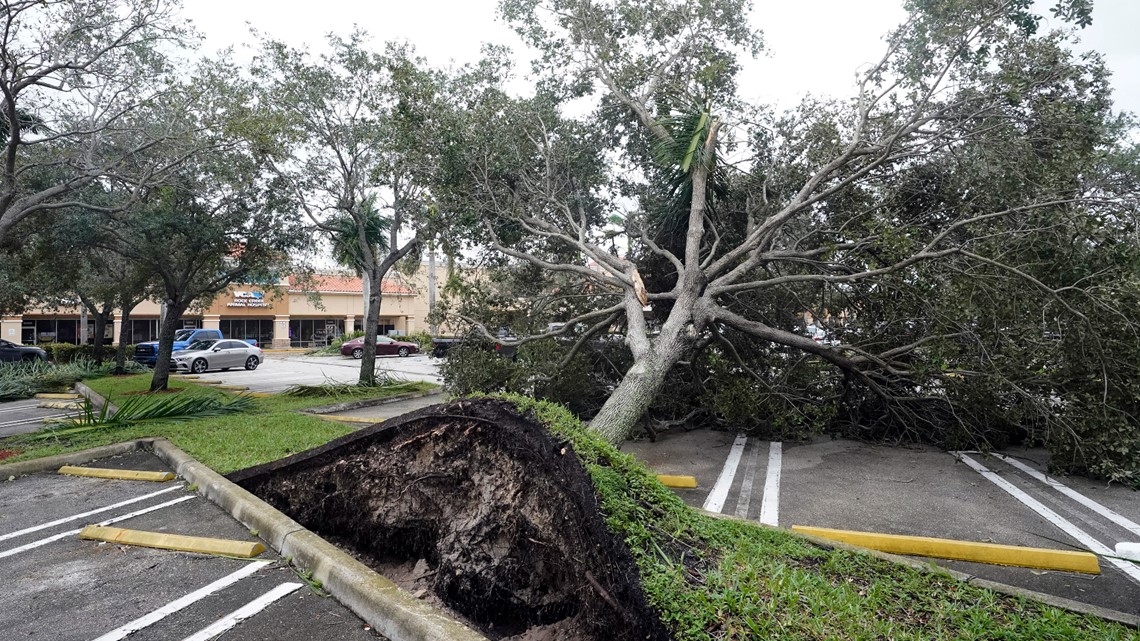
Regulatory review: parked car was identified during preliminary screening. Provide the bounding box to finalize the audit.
[135,329,257,366]
[430,335,518,359]
[170,339,263,374]
[0,339,48,363]
[340,335,419,359]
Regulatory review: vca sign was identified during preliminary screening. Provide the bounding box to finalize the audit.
[227,290,269,308]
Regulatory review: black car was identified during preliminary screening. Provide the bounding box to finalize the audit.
[0,339,48,363]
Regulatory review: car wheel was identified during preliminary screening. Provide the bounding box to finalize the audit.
[245,356,259,371]
[398,347,409,357]
[191,359,208,374]
[352,348,363,359]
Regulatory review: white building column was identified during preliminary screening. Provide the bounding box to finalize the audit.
[344,314,356,334]
[111,316,124,346]
[1,316,21,344]
[273,314,291,349]
[202,314,221,331]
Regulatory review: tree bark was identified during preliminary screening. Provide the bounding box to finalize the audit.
[358,266,383,386]
[114,307,133,373]
[90,308,109,364]
[150,301,187,392]
[588,347,680,446]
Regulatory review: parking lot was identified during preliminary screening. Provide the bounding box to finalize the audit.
[624,431,1140,616]
[188,352,442,394]
[0,397,82,438]
[0,450,383,641]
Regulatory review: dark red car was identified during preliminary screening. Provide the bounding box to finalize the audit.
[340,335,419,359]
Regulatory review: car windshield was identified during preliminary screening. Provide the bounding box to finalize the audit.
[174,329,196,341]
[186,340,217,351]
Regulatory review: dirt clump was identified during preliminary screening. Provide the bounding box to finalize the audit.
[232,398,670,641]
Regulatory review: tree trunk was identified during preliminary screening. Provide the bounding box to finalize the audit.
[115,307,133,373]
[91,310,109,364]
[588,347,681,446]
[150,302,186,392]
[358,268,383,386]
[362,271,372,334]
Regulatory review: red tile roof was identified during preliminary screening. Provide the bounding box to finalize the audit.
[288,274,415,295]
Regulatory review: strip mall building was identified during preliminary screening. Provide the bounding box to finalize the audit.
[0,269,443,349]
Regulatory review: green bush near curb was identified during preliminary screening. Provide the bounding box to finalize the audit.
[493,393,1138,641]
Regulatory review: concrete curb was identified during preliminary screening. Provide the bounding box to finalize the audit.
[701,510,1139,629]
[74,381,117,416]
[0,439,155,478]
[150,438,489,641]
[300,388,445,416]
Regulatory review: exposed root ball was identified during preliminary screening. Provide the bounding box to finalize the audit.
[232,398,670,641]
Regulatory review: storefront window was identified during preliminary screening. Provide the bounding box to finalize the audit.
[219,319,275,347]
[288,319,345,348]
[129,320,160,343]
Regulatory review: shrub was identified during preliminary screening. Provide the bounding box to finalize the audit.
[47,343,94,363]
[405,330,434,353]
[0,358,147,401]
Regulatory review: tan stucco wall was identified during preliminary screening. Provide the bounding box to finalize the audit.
[11,262,450,344]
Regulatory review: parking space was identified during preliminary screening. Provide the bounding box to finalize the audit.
[622,430,1140,616]
[0,451,383,641]
[180,353,442,394]
[0,397,82,438]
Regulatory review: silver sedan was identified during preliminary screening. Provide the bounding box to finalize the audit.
[171,339,264,374]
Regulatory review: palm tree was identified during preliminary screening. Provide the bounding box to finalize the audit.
[327,195,390,337]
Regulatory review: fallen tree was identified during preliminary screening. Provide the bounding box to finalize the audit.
[438,0,1140,484]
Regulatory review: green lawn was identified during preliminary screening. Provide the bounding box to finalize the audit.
[0,375,435,473]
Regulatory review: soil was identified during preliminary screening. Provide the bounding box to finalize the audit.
[232,398,671,641]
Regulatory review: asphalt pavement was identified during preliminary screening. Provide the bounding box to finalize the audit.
[183,352,443,394]
[0,450,384,641]
[623,430,1140,616]
[0,397,82,438]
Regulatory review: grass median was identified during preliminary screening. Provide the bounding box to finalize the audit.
[0,374,435,473]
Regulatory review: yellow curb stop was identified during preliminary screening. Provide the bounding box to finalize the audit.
[657,474,698,488]
[792,525,1101,574]
[213,385,249,391]
[34,393,82,399]
[58,466,175,483]
[192,380,224,385]
[80,525,266,558]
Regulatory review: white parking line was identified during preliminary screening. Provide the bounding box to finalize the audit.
[0,485,184,542]
[956,453,1140,586]
[703,435,747,513]
[734,441,761,519]
[759,442,783,527]
[0,413,71,428]
[0,401,42,414]
[91,561,273,641]
[0,495,194,559]
[990,453,1140,539]
[180,582,304,641]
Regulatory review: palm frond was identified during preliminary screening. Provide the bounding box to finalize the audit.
[35,391,255,438]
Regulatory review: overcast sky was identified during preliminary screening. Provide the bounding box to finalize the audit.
[183,0,1139,117]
